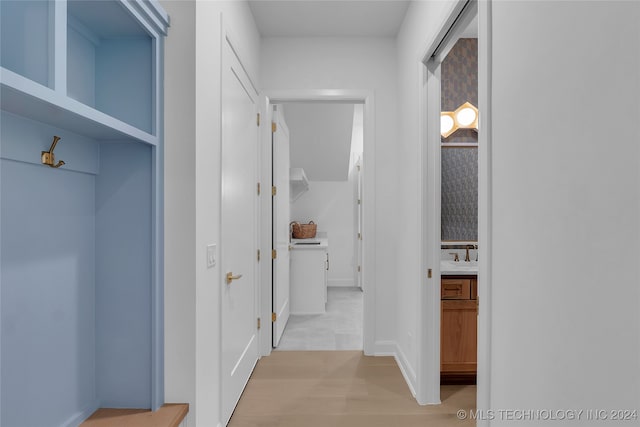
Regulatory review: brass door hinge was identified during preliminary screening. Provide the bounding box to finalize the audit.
[357,164,361,171]
[272,312,277,322]
[357,265,361,273]
[357,199,361,205]
[272,186,277,196]
[257,113,261,127]
[357,232,362,240]
[272,249,277,259]
[272,122,277,133]
[257,182,261,195]
[257,249,261,262]
[257,317,261,330]
[428,268,432,278]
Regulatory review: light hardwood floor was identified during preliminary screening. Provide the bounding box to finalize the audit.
[81,404,188,427]
[229,351,476,427]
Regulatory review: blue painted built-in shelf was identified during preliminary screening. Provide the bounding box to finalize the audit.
[0,1,169,427]
[1,68,157,145]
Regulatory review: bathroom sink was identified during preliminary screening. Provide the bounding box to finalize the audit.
[441,260,478,274]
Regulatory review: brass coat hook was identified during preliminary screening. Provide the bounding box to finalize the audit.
[41,136,65,168]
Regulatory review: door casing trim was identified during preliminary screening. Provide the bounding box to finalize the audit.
[416,0,492,419]
[258,89,376,357]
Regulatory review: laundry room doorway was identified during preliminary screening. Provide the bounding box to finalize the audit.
[257,90,376,357]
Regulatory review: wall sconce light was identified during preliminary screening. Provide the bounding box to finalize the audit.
[440,112,456,138]
[441,102,478,138]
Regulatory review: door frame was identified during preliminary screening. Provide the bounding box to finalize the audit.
[218,23,262,426]
[270,104,291,347]
[258,89,376,357]
[416,0,492,418]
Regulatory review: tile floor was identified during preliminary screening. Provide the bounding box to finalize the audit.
[276,287,363,351]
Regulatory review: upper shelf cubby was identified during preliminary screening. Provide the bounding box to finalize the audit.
[67,0,154,135]
[0,1,52,89]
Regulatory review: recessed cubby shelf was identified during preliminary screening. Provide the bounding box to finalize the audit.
[67,0,154,135]
[0,2,169,427]
[0,0,52,89]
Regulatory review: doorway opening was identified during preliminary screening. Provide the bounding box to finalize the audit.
[417,0,492,416]
[272,102,364,351]
[258,91,376,358]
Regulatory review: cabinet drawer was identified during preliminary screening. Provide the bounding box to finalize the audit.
[441,278,471,300]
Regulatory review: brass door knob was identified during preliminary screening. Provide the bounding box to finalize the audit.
[226,272,243,284]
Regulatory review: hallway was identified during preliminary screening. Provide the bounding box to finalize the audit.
[228,351,475,427]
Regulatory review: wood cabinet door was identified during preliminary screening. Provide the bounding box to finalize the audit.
[441,278,471,299]
[441,300,477,373]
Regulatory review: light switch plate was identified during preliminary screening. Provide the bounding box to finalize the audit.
[207,244,216,268]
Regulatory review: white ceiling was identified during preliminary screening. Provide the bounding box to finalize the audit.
[284,103,355,181]
[249,1,411,37]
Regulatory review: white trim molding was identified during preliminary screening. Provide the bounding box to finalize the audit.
[261,89,377,357]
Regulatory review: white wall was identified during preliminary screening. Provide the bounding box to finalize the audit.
[397,0,640,418]
[292,179,356,287]
[261,36,399,348]
[395,0,457,391]
[489,1,640,421]
[285,103,354,181]
[163,2,260,426]
[162,0,196,422]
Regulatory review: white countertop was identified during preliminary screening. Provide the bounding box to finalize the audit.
[440,260,478,275]
[291,232,328,250]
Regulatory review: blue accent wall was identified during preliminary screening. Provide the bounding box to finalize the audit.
[0,1,51,88]
[96,38,153,133]
[1,159,97,426]
[1,0,166,421]
[1,117,154,425]
[95,143,152,408]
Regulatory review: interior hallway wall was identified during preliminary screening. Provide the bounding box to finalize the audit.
[396,0,640,415]
[489,1,639,420]
[162,1,261,426]
[261,36,399,350]
[395,0,458,392]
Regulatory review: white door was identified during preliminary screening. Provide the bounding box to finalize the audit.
[221,38,259,425]
[272,106,291,347]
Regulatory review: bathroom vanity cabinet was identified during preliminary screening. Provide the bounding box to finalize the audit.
[441,276,478,383]
[0,1,170,426]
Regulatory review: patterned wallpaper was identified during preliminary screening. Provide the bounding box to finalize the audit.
[441,38,478,241]
[441,38,478,144]
[442,148,478,241]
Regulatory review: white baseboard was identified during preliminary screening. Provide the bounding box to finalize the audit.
[327,279,355,287]
[370,341,418,399]
[394,343,417,398]
[372,340,396,356]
